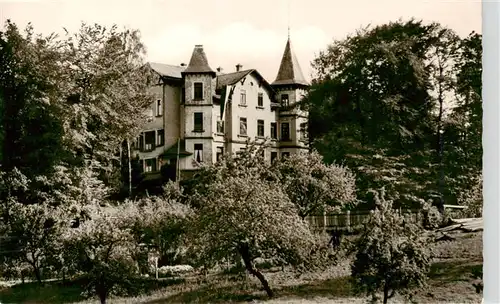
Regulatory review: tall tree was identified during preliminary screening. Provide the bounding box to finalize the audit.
[0,21,155,284]
[304,19,477,209]
[58,22,155,191]
[0,21,68,181]
[0,20,155,204]
[442,32,482,205]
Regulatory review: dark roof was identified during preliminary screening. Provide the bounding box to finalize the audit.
[149,62,185,79]
[182,45,215,75]
[161,140,192,159]
[216,70,253,90]
[216,69,275,94]
[272,38,309,87]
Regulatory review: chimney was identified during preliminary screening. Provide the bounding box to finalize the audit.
[236,64,242,72]
[180,63,186,67]
[216,67,223,73]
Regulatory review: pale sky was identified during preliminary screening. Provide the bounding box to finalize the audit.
[1,0,481,82]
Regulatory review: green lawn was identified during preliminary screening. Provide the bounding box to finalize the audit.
[0,231,482,304]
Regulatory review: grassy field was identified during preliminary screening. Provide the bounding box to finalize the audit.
[0,231,482,304]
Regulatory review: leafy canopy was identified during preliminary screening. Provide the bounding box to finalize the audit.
[272,150,357,218]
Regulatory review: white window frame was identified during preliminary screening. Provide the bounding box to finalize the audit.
[240,89,247,106]
[257,119,265,137]
[194,143,203,163]
[156,99,163,116]
[194,82,203,100]
[156,129,164,146]
[240,117,247,136]
[144,158,155,173]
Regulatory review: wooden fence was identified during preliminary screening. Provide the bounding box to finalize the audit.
[306,206,468,231]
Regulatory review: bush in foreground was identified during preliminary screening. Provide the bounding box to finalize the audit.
[351,188,431,304]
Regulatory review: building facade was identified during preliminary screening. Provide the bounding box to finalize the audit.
[133,37,309,181]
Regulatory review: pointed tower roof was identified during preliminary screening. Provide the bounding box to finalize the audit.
[182,45,216,76]
[272,38,309,87]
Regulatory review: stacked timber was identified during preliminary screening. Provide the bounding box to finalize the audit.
[434,218,482,241]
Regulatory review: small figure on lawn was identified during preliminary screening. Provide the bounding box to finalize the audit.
[328,228,342,249]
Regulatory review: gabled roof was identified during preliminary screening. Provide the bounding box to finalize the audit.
[182,45,215,76]
[149,62,185,79]
[216,69,274,94]
[216,70,253,90]
[272,38,309,87]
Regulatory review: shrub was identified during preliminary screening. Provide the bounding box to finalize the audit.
[351,188,431,304]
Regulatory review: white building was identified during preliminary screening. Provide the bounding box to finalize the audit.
[133,36,309,181]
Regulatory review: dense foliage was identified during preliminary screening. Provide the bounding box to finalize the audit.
[184,143,339,297]
[0,20,156,303]
[304,19,482,211]
[61,199,190,304]
[272,150,357,218]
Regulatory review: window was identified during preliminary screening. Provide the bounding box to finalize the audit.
[240,117,247,136]
[270,122,277,139]
[194,144,203,162]
[146,108,154,121]
[194,82,203,100]
[299,123,308,140]
[257,120,264,137]
[282,152,290,159]
[156,99,163,116]
[194,112,203,132]
[144,131,155,151]
[134,135,141,150]
[157,129,164,146]
[240,89,246,106]
[281,122,290,141]
[216,147,224,162]
[145,158,157,173]
[138,134,144,151]
[181,87,186,103]
[217,118,224,134]
[271,152,278,163]
[281,94,289,107]
[258,93,263,107]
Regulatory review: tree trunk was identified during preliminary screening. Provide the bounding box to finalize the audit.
[99,293,106,304]
[383,283,389,304]
[33,265,42,284]
[237,243,274,297]
[97,284,107,304]
[436,64,446,214]
[119,143,123,169]
[127,138,132,197]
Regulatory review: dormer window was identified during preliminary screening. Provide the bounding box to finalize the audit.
[240,89,247,106]
[281,94,289,107]
[194,82,203,100]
